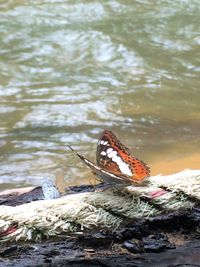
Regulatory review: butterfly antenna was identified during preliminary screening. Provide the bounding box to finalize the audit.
[67,145,85,161]
[67,145,74,152]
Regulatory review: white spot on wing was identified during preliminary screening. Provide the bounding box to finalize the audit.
[119,162,132,176]
[100,140,109,146]
[107,148,113,154]
[100,151,106,156]
[107,151,117,158]
[112,155,121,163]
[111,154,132,176]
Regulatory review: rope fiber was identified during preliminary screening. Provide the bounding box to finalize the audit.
[0,170,199,242]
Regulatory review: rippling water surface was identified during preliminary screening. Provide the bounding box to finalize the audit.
[0,0,199,190]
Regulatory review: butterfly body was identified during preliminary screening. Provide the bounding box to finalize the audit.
[69,130,150,185]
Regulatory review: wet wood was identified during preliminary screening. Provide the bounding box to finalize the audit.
[0,183,104,206]
[0,187,44,206]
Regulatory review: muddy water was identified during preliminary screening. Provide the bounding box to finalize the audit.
[0,0,199,190]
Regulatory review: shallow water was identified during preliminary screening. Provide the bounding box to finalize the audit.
[0,0,199,190]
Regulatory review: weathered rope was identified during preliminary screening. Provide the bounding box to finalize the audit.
[0,170,199,242]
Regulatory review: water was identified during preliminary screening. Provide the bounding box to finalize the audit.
[0,0,199,190]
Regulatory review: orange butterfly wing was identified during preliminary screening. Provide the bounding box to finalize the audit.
[96,130,150,183]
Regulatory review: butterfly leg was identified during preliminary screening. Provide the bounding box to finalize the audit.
[94,183,113,192]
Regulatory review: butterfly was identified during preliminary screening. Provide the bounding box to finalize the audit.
[41,178,60,200]
[68,130,150,185]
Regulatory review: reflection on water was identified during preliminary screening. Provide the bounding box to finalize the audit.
[0,0,199,189]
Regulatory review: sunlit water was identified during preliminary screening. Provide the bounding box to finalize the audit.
[0,0,199,191]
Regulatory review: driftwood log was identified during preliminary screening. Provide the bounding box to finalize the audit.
[0,170,200,243]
